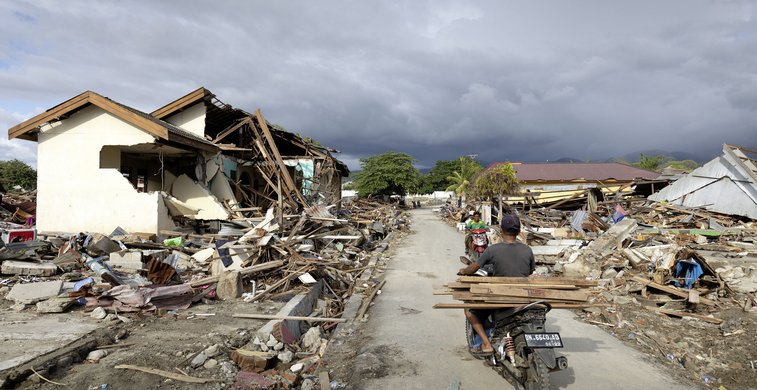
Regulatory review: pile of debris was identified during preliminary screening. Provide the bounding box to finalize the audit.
[0,200,408,388]
[437,200,756,389]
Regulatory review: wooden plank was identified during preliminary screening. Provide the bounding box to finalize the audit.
[452,292,580,304]
[356,279,387,319]
[632,276,717,306]
[188,260,284,287]
[151,87,207,118]
[213,117,252,144]
[319,372,330,390]
[232,314,346,323]
[255,109,307,205]
[447,281,579,290]
[8,91,92,139]
[433,303,596,309]
[115,364,221,383]
[470,285,590,302]
[458,276,597,287]
[656,308,723,324]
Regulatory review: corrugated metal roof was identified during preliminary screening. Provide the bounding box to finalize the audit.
[648,145,757,219]
[492,162,659,182]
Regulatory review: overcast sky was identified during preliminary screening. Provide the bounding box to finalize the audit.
[1,1,756,169]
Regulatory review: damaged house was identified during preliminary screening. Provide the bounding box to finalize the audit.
[7,88,349,235]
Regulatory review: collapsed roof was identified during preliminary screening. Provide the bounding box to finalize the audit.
[648,144,757,219]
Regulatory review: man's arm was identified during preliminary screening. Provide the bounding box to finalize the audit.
[459,247,492,275]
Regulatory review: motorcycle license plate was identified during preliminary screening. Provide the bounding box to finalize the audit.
[524,333,563,348]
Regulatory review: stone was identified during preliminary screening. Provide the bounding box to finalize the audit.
[217,271,242,300]
[86,349,108,362]
[266,334,278,347]
[191,352,208,368]
[290,363,304,373]
[301,378,315,390]
[204,344,222,357]
[220,361,236,378]
[602,268,619,279]
[36,298,74,313]
[533,266,550,275]
[277,349,294,364]
[90,307,107,320]
[203,358,218,369]
[274,342,284,351]
[6,280,63,304]
[1,260,57,276]
[302,327,322,351]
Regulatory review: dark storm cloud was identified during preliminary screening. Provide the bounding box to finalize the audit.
[1,0,755,170]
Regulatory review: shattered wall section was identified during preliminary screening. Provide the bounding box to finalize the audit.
[171,174,230,220]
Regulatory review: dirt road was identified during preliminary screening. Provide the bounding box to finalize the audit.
[354,208,693,390]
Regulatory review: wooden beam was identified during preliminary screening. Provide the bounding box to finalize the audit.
[8,91,92,140]
[232,313,347,323]
[458,276,597,287]
[151,87,209,118]
[255,109,307,206]
[656,308,723,324]
[433,303,597,309]
[631,276,717,306]
[470,285,590,302]
[213,117,252,144]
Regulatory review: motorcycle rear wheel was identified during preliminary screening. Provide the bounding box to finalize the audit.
[523,354,551,390]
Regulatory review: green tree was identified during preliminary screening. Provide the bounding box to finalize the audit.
[470,163,519,223]
[633,154,670,172]
[445,156,483,198]
[666,159,698,171]
[353,152,420,197]
[419,159,473,194]
[0,159,37,191]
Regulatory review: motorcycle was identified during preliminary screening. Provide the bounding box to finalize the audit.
[465,302,568,390]
[466,228,489,261]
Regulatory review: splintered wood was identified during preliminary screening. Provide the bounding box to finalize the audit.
[434,276,598,309]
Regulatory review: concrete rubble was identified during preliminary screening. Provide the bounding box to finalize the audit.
[440,191,757,390]
[0,192,409,388]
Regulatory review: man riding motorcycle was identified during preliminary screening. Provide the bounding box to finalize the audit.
[464,211,487,256]
[458,215,535,355]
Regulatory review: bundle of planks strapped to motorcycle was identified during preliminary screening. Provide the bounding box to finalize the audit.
[434,276,596,390]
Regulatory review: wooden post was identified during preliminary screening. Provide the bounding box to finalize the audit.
[277,176,284,233]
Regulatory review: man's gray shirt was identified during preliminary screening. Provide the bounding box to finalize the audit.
[476,242,535,277]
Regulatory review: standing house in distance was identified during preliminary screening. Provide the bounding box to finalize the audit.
[7,88,349,235]
[491,162,662,209]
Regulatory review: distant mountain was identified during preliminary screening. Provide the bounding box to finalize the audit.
[615,150,711,164]
[552,157,584,163]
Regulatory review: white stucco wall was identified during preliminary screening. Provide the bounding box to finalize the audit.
[164,102,206,138]
[37,105,168,234]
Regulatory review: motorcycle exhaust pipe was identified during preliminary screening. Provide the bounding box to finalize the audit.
[556,356,568,370]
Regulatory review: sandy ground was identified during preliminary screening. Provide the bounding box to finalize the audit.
[331,208,698,390]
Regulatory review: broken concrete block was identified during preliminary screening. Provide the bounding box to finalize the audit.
[1,260,57,276]
[106,250,144,270]
[302,327,322,352]
[86,349,108,362]
[230,349,274,373]
[602,268,619,279]
[86,234,122,256]
[191,247,216,263]
[216,271,242,300]
[36,298,75,313]
[588,218,638,257]
[204,344,222,358]
[90,307,107,320]
[6,280,63,304]
[171,174,230,220]
[277,349,294,364]
[203,358,218,369]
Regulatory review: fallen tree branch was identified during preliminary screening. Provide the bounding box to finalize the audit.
[115,364,222,383]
